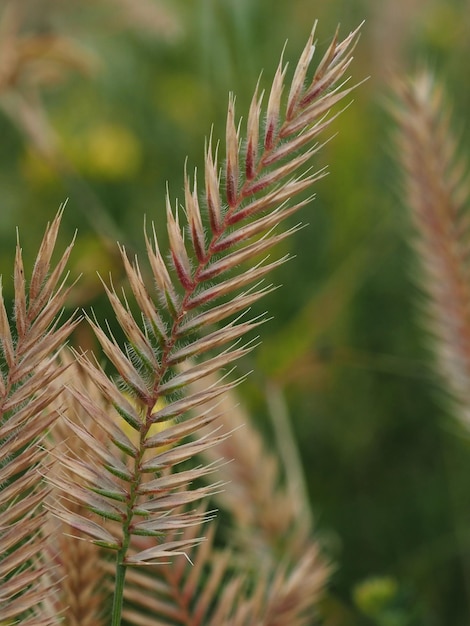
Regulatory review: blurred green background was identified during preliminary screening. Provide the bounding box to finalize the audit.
[1,0,470,624]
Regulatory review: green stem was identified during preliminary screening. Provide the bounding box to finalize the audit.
[111,551,128,626]
[111,417,147,625]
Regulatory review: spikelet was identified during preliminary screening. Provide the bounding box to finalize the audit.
[0,207,78,624]
[49,22,362,596]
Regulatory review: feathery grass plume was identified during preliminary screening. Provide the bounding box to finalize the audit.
[50,21,362,624]
[393,72,470,427]
[0,206,78,624]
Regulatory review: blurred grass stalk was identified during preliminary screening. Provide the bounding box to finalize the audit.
[394,71,470,428]
[0,0,181,248]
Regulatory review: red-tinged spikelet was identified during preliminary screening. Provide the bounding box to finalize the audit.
[50,22,363,584]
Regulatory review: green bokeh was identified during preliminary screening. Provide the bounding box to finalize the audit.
[1,1,470,623]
